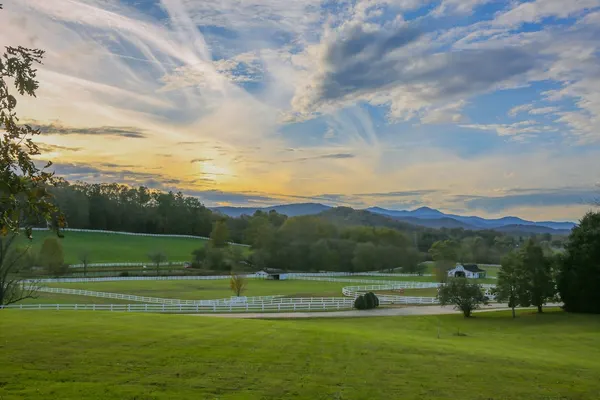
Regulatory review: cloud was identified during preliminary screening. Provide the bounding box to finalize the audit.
[292,22,539,122]
[432,0,492,17]
[30,121,148,139]
[460,120,557,138]
[529,106,560,115]
[421,100,467,124]
[508,103,534,117]
[493,0,600,28]
[36,143,83,153]
[455,187,600,213]
[355,189,440,198]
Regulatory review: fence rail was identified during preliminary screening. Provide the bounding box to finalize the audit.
[1,295,438,313]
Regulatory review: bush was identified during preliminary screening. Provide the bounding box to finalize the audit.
[364,292,375,309]
[354,293,379,310]
[119,271,129,277]
[354,295,367,310]
[368,292,380,307]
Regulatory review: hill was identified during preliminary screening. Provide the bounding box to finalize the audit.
[1,309,598,399]
[18,230,212,264]
[367,206,576,231]
[212,203,331,217]
[214,203,574,234]
[317,207,422,231]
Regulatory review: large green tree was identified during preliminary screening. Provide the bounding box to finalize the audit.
[437,277,487,317]
[558,212,600,314]
[1,4,62,305]
[210,220,230,248]
[520,240,555,313]
[496,252,526,318]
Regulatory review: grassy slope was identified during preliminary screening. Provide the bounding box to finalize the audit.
[1,310,599,399]
[16,230,211,264]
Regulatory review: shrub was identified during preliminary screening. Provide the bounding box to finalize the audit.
[367,292,380,307]
[354,295,367,310]
[119,271,129,277]
[354,293,380,310]
[364,292,375,309]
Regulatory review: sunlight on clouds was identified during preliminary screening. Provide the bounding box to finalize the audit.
[2,0,600,220]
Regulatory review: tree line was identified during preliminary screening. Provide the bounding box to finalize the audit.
[438,211,600,317]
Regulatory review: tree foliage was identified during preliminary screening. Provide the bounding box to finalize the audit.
[147,251,167,276]
[558,212,600,314]
[1,4,63,304]
[437,277,487,317]
[519,240,555,313]
[39,237,66,276]
[496,252,525,318]
[210,220,230,248]
[230,272,247,297]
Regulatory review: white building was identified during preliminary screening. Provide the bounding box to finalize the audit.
[447,263,487,279]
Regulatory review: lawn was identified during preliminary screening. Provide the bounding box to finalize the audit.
[31,280,439,303]
[1,309,599,399]
[16,230,215,264]
[17,293,132,305]
[42,279,351,300]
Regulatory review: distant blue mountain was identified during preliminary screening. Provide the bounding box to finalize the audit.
[212,203,575,234]
[366,207,576,231]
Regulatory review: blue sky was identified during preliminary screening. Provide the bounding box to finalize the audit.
[2,0,600,221]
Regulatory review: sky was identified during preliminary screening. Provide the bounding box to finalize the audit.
[1,0,600,222]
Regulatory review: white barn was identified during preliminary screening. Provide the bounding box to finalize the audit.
[447,263,487,279]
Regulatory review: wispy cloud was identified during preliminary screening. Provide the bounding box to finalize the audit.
[3,0,600,221]
[31,121,148,138]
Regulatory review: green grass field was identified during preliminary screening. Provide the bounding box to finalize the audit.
[17,230,213,264]
[28,280,438,303]
[1,309,598,399]
[43,280,350,300]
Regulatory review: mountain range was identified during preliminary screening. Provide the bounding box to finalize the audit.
[212,203,576,235]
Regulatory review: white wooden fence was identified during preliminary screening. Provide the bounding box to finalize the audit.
[1,301,354,313]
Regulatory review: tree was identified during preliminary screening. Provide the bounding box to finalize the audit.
[0,245,38,305]
[1,3,63,305]
[352,242,381,272]
[429,240,459,282]
[230,272,247,297]
[437,277,487,317]
[210,220,230,248]
[39,237,66,276]
[148,251,167,276]
[78,250,91,278]
[520,240,555,313]
[496,252,525,318]
[558,212,600,314]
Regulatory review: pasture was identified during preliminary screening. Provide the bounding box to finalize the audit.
[1,309,598,399]
[37,279,439,302]
[16,230,212,264]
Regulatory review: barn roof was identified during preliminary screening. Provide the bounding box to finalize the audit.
[462,264,485,273]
